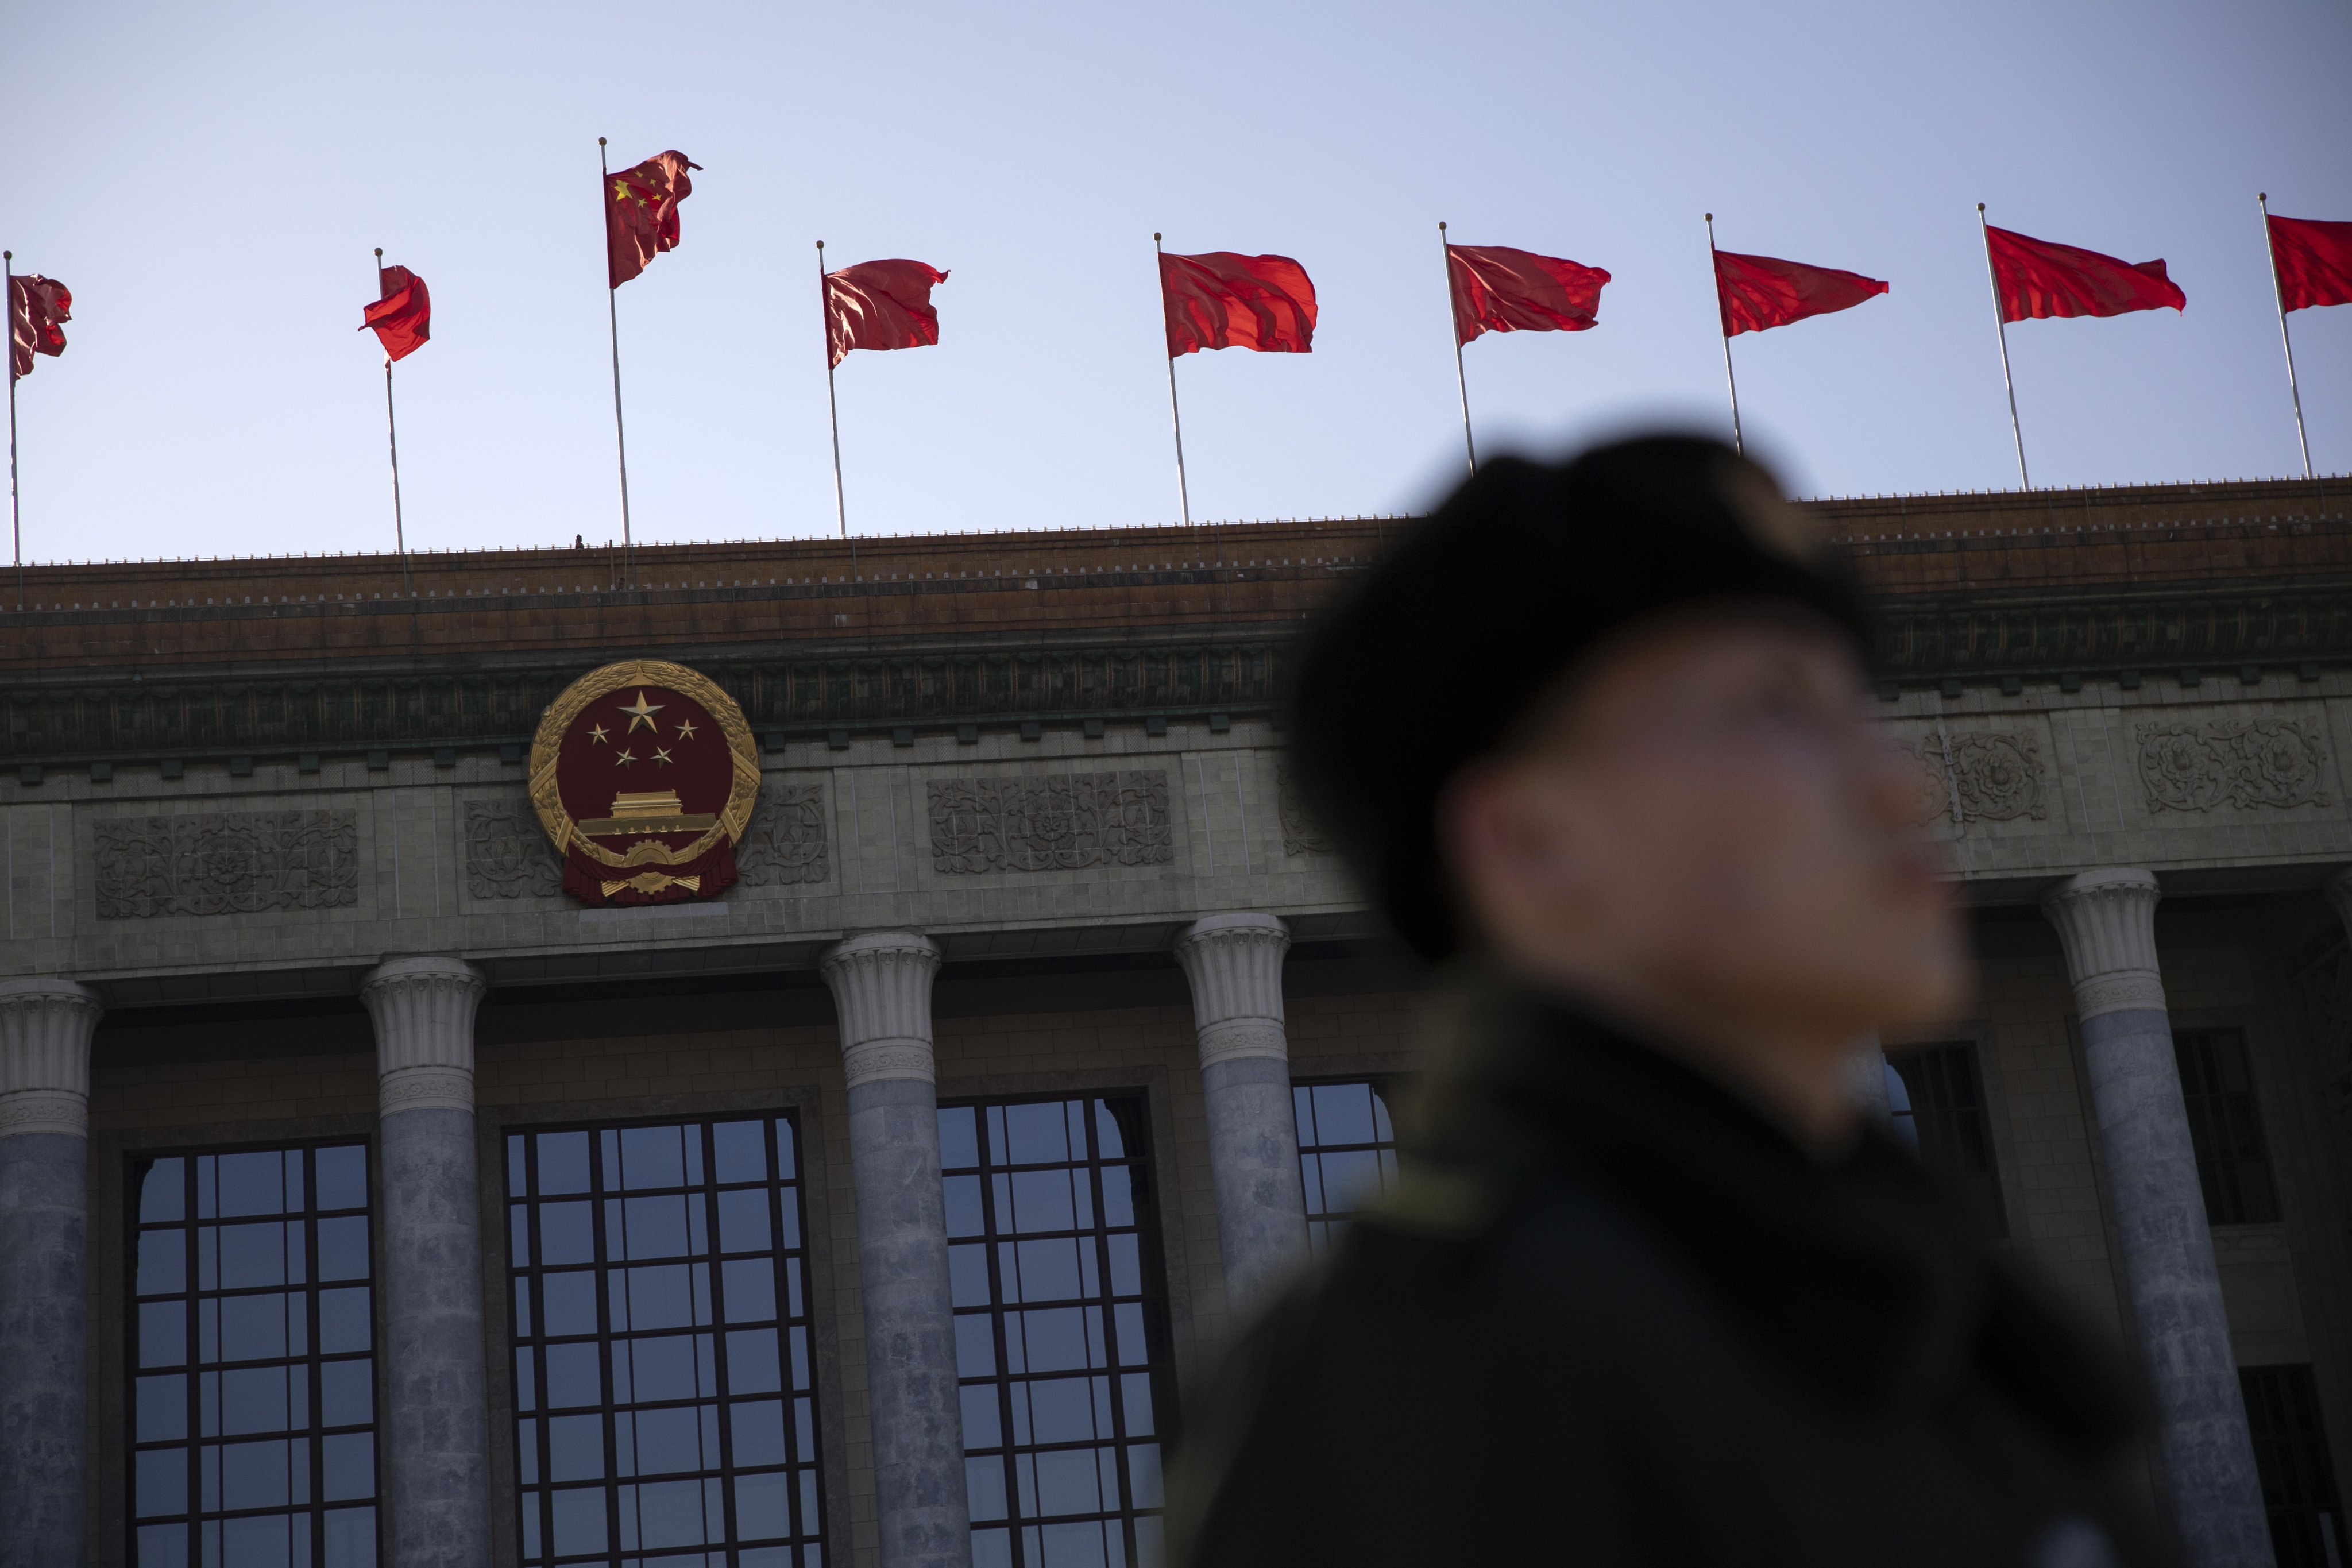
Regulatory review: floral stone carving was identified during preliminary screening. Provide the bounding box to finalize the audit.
[95,810,360,920]
[1276,764,1334,857]
[2136,718,2331,812]
[929,770,1173,874]
[736,782,831,887]
[464,800,564,901]
[1894,729,2046,825]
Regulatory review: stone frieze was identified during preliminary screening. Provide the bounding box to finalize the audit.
[735,782,831,887]
[1276,764,1334,857]
[463,800,563,901]
[94,810,360,920]
[928,770,1173,875]
[2136,718,2331,812]
[1895,728,2047,826]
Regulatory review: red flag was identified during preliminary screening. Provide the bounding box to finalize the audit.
[825,260,950,368]
[1712,250,1887,337]
[9,273,72,380]
[1446,244,1610,345]
[360,265,431,362]
[605,150,702,289]
[1984,225,2184,323]
[1159,252,1316,356]
[2267,213,2352,314]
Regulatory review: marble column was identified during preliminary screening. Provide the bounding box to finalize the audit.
[0,978,103,1568]
[360,956,492,1568]
[1172,914,1308,1318]
[2041,870,2272,1568]
[820,932,970,1568]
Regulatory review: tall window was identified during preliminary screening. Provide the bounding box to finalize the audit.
[2240,1365,2346,1568]
[1884,1043,2008,1238]
[1291,1080,1400,1258]
[128,1142,378,1567]
[504,1115,825,1568]
[939,1096,1174,1568]
[2173,1029,2281,1225]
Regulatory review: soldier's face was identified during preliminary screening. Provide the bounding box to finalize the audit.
[1443,610,1969,1050]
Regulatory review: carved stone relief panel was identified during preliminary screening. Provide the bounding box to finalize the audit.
[1276,764,1334,857]
[2135,717,2331,812]
[1890,728,2048,827]
[735,782,830,887]
[928,770,1173,874]
[94,810,361,920]
[464,799,563,901]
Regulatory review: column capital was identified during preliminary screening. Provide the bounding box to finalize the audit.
[2041,868,2165,1019]
[821,931,942,1090]
[0,979,104,1140]
[360,955,488,1115]
[1173,913,1289,1068]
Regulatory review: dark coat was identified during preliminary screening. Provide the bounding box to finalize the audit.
[1168,990,2166,1568]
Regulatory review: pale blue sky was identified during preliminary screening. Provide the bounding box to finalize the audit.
[6,0,2349,565]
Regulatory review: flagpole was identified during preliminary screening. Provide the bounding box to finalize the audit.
[2257,193,2315,481]
[818,240,848,538]
[373,249,412,594]
[599,138,636,586]
[6,249,20,611]
[1976,204,2031,491]
[1153,234,1192,527]
[1704,215,1744,457]
[1439,222,1476,477]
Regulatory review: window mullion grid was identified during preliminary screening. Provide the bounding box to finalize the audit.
[980,1130,1023,1568]
[182,1158,202,1558]
[592,1129,625,1568]
[1090,1110,1140,1563]
[302,1148,325,1566]
[521,1133,553,1566]
[700,1119,740,1558]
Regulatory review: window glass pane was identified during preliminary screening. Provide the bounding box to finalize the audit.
[1292,1078,1402,1258]
[1886,1044,2009,1238]
[945,1095,1173,1568]
[506,1115,825,1565]
[127,1141,376,1566]
[2173,1030,2281,1226]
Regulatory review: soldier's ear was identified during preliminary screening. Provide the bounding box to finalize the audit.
[1436,758,1606,943]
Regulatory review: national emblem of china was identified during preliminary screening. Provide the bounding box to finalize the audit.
[528,659,762,906]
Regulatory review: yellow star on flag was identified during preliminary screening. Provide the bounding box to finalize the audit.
[619,692,665,733]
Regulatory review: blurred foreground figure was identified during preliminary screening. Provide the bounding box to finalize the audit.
[1169,437,2160,1567]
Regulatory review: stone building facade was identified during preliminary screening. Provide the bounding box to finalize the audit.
[1,476,2349,1567]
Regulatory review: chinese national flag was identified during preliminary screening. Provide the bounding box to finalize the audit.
[606,150,702,289]
[1160,252,1316,356]
[1984,225,2184,323]
[2266,213,2352,313]
[1446,244,1610,345]
[1712,250,1887,337]
[825,260,950,368]
[360,266,431,362]
[9,273,72,380]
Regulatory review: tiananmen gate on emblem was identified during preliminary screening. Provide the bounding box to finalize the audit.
[528,659,762,906]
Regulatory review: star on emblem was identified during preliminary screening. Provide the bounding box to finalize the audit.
[674,719,698,740]
[653,747,674,766]
[619,691,665,733]
[615,748,638,768]
[588,723,611,745]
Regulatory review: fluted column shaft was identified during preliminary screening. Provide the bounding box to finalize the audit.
[2041,870,2270,1568]
[1173,914,1307,1318]
[360,956,492,1568]
[821,933,970,1568]
[0,978,103,1568]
